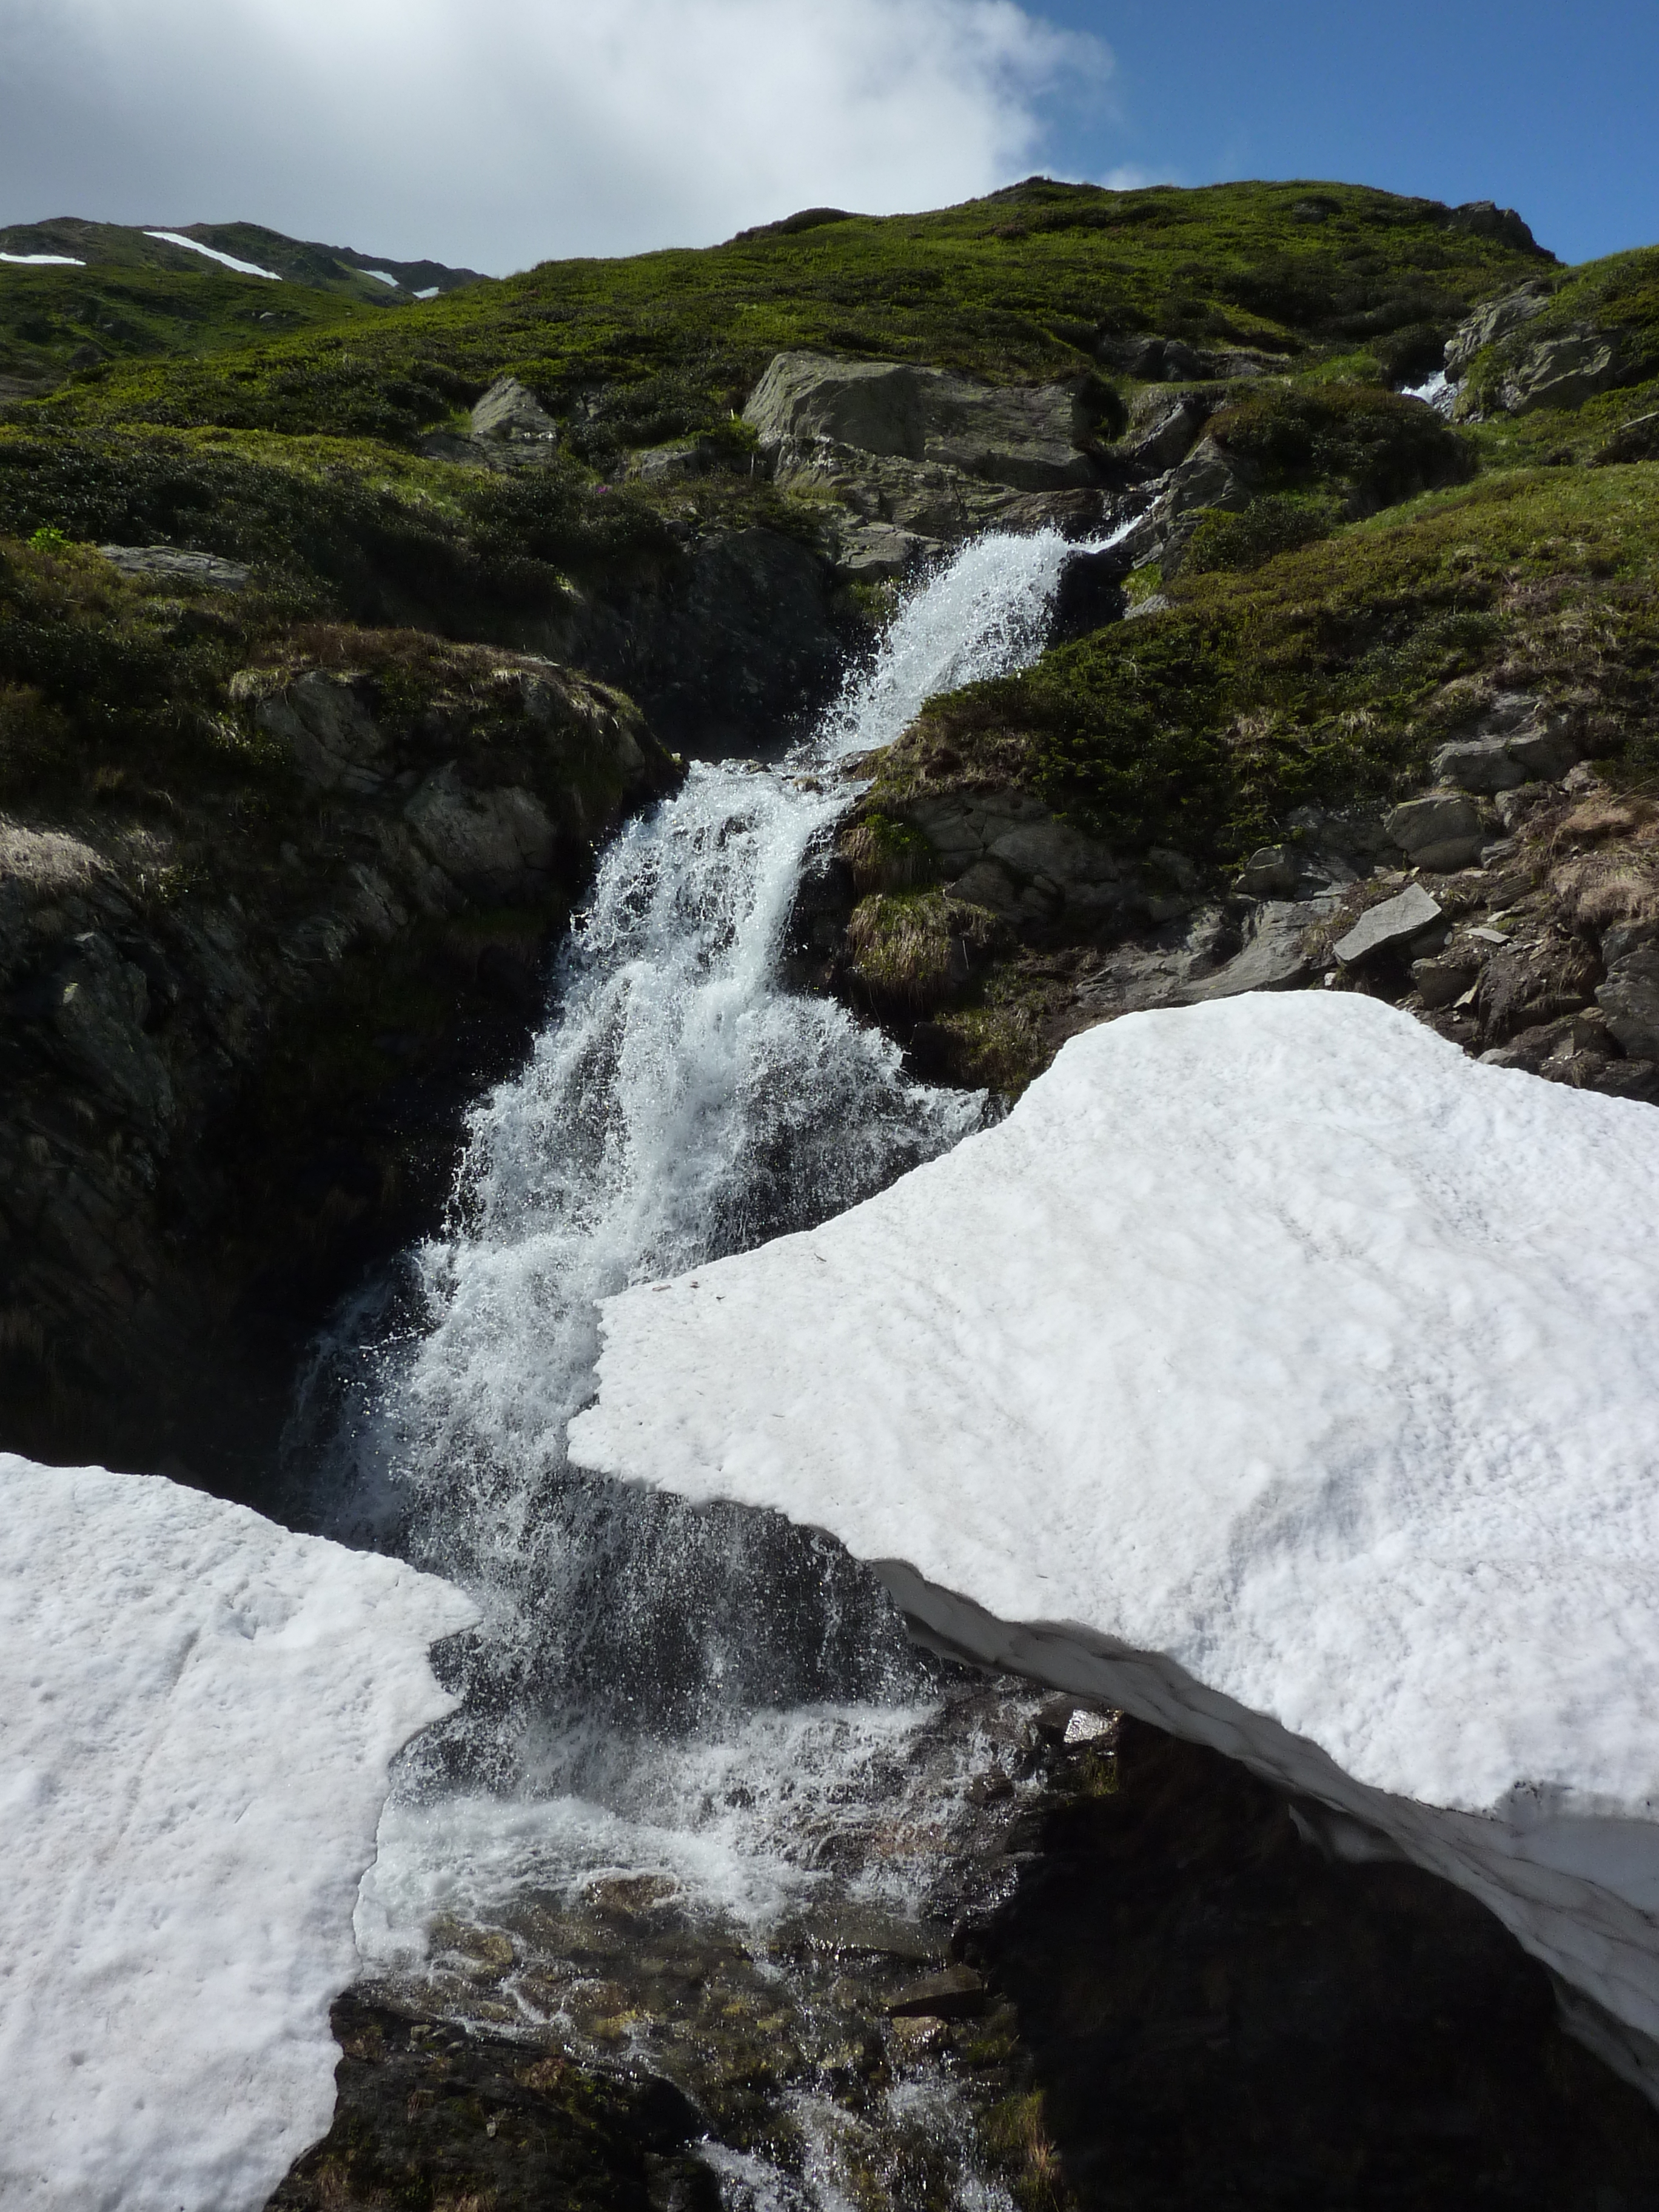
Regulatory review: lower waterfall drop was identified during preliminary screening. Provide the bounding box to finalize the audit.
[294,529,1082,2205]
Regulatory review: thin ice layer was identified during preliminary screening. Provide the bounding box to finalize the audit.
[0,1456,476,2212]
[572,995,1659,2071]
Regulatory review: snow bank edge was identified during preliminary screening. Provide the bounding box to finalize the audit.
[873,1552,1659,2106]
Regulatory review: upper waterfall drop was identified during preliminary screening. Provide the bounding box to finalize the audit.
[298,527,1079,1777]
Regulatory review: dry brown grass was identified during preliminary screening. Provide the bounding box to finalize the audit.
[845,888,1002,1010]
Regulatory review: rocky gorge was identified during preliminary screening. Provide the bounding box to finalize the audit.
[6,175,1659,2210]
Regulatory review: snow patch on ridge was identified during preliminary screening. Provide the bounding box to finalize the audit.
[0,1455,475,2211]
[572,993,1659,2088]
[144,230,281,280]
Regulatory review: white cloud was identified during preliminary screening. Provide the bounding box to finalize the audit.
[1097,162,1173,192]
[0,0,1110,271]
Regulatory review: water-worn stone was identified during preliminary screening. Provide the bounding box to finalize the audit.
[1335,883,1443,965]
[1598,947,1659,1062]
[1385,792,1484,871]
[268,1996,703,2212]
[886,1965,987,2020]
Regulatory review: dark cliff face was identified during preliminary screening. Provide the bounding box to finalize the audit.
[0,621,675,1484]
[0,467,862,1486]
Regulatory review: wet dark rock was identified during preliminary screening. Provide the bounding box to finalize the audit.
[969,1718,1659,2211]
[0,654,677,1484]
[886,1965,987,2020]
[266,1995,702,2212]
[1050,547,1130,642]
[1597,946,1659,1063]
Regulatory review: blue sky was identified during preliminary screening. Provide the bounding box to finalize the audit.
[0,0,1653,270]
[1039,0,1659,266]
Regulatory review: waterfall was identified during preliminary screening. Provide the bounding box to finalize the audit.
[292,527,1077,2002]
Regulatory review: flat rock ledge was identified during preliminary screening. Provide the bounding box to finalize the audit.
[572,993,1659,2106]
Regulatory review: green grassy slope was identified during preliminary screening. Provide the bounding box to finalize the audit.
[18,178,1549,456]
[0,216,482,391]
[874,464,1659,868]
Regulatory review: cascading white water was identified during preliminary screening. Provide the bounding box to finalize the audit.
[295,532,1077,2090]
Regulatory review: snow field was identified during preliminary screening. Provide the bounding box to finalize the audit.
[572,993,1659,2091]
[0,1456,475,2211]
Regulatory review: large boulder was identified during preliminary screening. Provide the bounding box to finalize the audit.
[743,350,1099,493]
[1444,284,1552,381]
[1499,326,1633,414]
[471,374,559,448]
[1385,791,1485,872]
[403,766,560,903]
[1432,695,1581,792]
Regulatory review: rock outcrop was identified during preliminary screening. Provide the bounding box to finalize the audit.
[743,351,1118,575]
[0,645,678,1480]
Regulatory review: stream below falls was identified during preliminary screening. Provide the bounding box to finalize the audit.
[274,528,1659,2211]
[284,532,1082,2208]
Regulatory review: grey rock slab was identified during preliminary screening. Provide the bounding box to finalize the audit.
[98,545,250,591]
[472,374,558,444]
[1431,736,1531,794]
[404,767,558,900]
[922,379,1096,492]
[1335,883,1444,965]
[744,349,1098,492]
[1444,286,1552,381]
[746,351,933,459]
[1179,900,1329,1002]
[987,817,1122,890]
[1164,437,1252,521]
[1506,719,1581,780]
[1122,396,1210,475]
[1501,327,1631,415]
[836,520,934,580]
[1386,792,1483,858]
[251,671,387,795]
[947,857,1022,917]
[1597,947,1659,1063]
